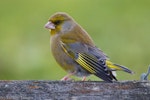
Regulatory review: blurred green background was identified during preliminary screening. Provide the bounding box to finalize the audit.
[0,0,150,81]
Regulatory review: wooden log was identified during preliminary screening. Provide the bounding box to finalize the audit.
[0,81,150,100]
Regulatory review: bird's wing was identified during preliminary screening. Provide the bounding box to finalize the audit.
[60,41,117,82]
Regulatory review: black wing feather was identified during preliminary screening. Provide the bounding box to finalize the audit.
[77,53,115,82]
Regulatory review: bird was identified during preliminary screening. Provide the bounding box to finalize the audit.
[45,12,134,82]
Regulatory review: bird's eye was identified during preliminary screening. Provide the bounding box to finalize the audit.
[54,20,61,25]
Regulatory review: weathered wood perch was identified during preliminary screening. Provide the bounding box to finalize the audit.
[0,81,150,100]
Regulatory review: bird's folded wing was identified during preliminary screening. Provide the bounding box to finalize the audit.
[60,41,116,82]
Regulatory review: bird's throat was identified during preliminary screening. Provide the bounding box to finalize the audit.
[50,30,56,36]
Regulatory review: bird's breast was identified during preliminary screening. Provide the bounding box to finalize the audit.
[50,35,76,72]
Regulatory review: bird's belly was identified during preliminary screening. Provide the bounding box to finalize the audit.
[51,41,76,72]
[55,52,76,72]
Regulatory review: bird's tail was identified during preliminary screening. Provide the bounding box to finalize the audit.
[106,60,134,74]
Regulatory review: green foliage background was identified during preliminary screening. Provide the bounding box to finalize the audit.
[0,0,150,80]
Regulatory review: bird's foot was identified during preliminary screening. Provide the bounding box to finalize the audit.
[81,76,87,81]
[61,76,72,81]
[61,71,76,81]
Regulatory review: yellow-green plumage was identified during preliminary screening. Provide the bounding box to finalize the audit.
[76,53,96,74]
[45,12,133,82]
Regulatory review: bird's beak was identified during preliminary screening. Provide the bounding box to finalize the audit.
[45,21,55,29]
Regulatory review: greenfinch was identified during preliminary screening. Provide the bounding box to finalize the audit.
[45,12,133,82]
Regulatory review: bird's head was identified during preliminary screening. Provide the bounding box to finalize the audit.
[45,12,76,35]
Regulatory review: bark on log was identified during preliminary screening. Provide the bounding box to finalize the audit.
[0,81,150,100]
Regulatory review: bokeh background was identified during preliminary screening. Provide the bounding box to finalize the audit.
[0,0,150,81]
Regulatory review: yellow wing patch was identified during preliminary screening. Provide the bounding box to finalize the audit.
[76,53,96,74]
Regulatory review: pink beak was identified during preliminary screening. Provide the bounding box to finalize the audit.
[45,21,55,29]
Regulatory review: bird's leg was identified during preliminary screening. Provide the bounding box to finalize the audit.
[81,76,87,81]
[61,71,76,81]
